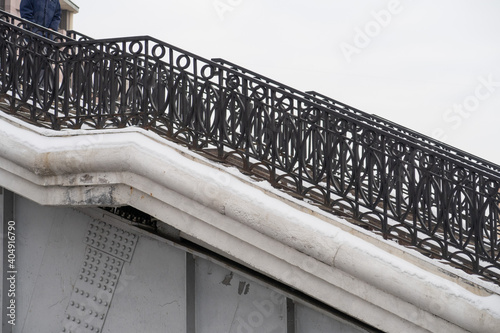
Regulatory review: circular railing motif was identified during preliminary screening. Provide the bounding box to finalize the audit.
[0,14,498,283]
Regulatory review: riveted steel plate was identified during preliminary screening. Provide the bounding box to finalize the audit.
[61,220,138,332]
[84,220,137,262]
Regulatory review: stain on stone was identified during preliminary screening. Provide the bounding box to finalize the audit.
[80,174,93,183]
[221,272,233,286]
[98,177,109,184]
[238,281,250,295]
[65,185,116,206]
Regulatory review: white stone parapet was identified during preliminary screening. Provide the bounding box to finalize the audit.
[1,111,499,333]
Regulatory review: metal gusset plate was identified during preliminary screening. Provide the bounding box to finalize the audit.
[61,220,138,333]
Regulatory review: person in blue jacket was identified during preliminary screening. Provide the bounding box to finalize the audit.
[19,0,61,88]
[20,0,61,32]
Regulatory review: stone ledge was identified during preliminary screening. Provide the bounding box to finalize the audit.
[1,111,499,333]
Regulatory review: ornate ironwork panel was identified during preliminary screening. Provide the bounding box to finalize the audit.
[0,10,498,284]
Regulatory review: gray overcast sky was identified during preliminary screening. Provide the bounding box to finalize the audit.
[75,0,500,164]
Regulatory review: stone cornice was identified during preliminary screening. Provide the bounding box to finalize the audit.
[1,111,499,333]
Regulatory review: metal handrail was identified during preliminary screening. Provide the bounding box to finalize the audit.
[66,29,93,42]
[212,58,500,178]
[0,9,76,43]
[0,15,498,284]
[7,13,497,177]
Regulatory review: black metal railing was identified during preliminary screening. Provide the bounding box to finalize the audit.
[0,9,77,42]
[212,58,500,178]
[66,29,93,42]
[0,10,498,284]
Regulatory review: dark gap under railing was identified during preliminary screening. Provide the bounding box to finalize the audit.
[0,9,499,285]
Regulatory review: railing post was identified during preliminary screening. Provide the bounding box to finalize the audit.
[216,66,226,159]
[352,124,361,221]
[472,177,481,274]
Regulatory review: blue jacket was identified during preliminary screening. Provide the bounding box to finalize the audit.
[20,0,61,31]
